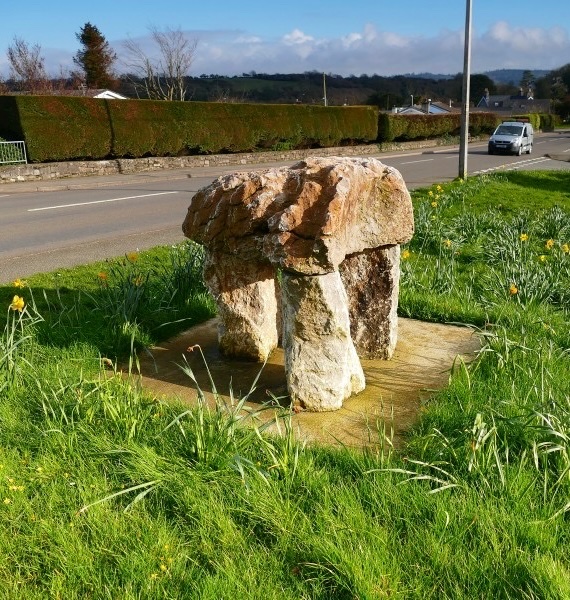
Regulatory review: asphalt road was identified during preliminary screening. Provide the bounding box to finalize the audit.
[1,132,569,283]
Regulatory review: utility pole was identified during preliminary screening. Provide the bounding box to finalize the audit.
[323,72,328,107]
[459,0,472,180]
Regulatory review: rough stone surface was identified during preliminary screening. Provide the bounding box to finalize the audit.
[340,245,400,359]
[203,251,279,361]
[281,271,365,411]
[182,156,413,275]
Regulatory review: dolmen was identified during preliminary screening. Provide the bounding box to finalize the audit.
[182,156,414,411]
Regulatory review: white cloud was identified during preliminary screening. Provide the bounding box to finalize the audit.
[189,21,570,77]
[235,35,263,44]
[282,29,315,45]
[4,21,570,79]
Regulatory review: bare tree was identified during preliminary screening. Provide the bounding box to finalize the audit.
[122,27,198,101]
[7,37,51,93]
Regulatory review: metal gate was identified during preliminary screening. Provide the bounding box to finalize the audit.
[0,141,27,165]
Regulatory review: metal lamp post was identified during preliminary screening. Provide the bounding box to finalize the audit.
[459,0,472,179]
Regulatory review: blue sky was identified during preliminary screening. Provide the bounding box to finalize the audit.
[1,0,569,78]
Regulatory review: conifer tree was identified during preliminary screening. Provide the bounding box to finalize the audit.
[74,22,117,89]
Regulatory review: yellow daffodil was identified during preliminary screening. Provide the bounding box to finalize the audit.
[401,249,411,260]
[431,201,438,208]
[509,284,518,295]
[97,271,108,281]
[428,190,433,197]
[12,278,26,288]
[562,243,569,254]
[10,295,25,312]
[539,255,547,262]
[519,233,529,242]
[436,185,443,192]
[545,239,555,250]
[127,252,139,262]
[443,239,452,248]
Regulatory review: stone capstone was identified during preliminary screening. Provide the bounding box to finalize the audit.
[182,156,413,275]
[182,156,414,411]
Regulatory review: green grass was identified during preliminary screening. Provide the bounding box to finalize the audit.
[2,170,570,598]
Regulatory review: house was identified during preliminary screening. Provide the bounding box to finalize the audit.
[476,88,550,115]
[392,100,459,115]
[54,88,128,100]
[5,88,128,99]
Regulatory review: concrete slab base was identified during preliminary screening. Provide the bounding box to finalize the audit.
[132,317,481,449]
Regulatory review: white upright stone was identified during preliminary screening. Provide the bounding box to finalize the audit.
[204,251,279,362]
[281,271,365,411]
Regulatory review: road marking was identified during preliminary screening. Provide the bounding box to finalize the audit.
[28,191,179,212]
[475,157,551,175]
[400,158,434,165]
[0,194,10,198]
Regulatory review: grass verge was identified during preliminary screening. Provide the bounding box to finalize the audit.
[1,170,570,598]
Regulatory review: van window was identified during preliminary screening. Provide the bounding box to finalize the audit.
[496,125,523,135]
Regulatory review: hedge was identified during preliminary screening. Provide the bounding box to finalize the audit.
[0,96,378,162]
[0,94,558,163]
[377,112,501,142]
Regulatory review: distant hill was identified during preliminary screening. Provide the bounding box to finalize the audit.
[483,69,551,84]
[402,69,552,84]
[111,68,560,106]
[401,72,456,80]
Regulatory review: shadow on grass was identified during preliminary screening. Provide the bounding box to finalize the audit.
[0,281,216,359]
[504,170,570,196]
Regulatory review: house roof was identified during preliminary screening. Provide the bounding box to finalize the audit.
[393,101,459,115]
[55,89,128,99]
[476,93,550,113]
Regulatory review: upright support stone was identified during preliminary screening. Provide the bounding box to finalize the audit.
[204,251,279,362]
[340,245,400,359]
[281,271,365,411]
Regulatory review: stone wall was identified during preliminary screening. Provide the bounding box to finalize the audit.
[0,138,454,184]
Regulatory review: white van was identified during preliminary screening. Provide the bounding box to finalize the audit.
[488,120,534,156]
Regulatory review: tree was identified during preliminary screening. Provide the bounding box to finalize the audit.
[519,70,535,92]
[7,37,50,93]
[470,74,496,103]
[122,27,198,101]
[74,22,117,89]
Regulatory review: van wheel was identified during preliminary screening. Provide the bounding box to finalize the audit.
[527,145,532,154]
[488,148,493,155]
[517,146,522,156]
